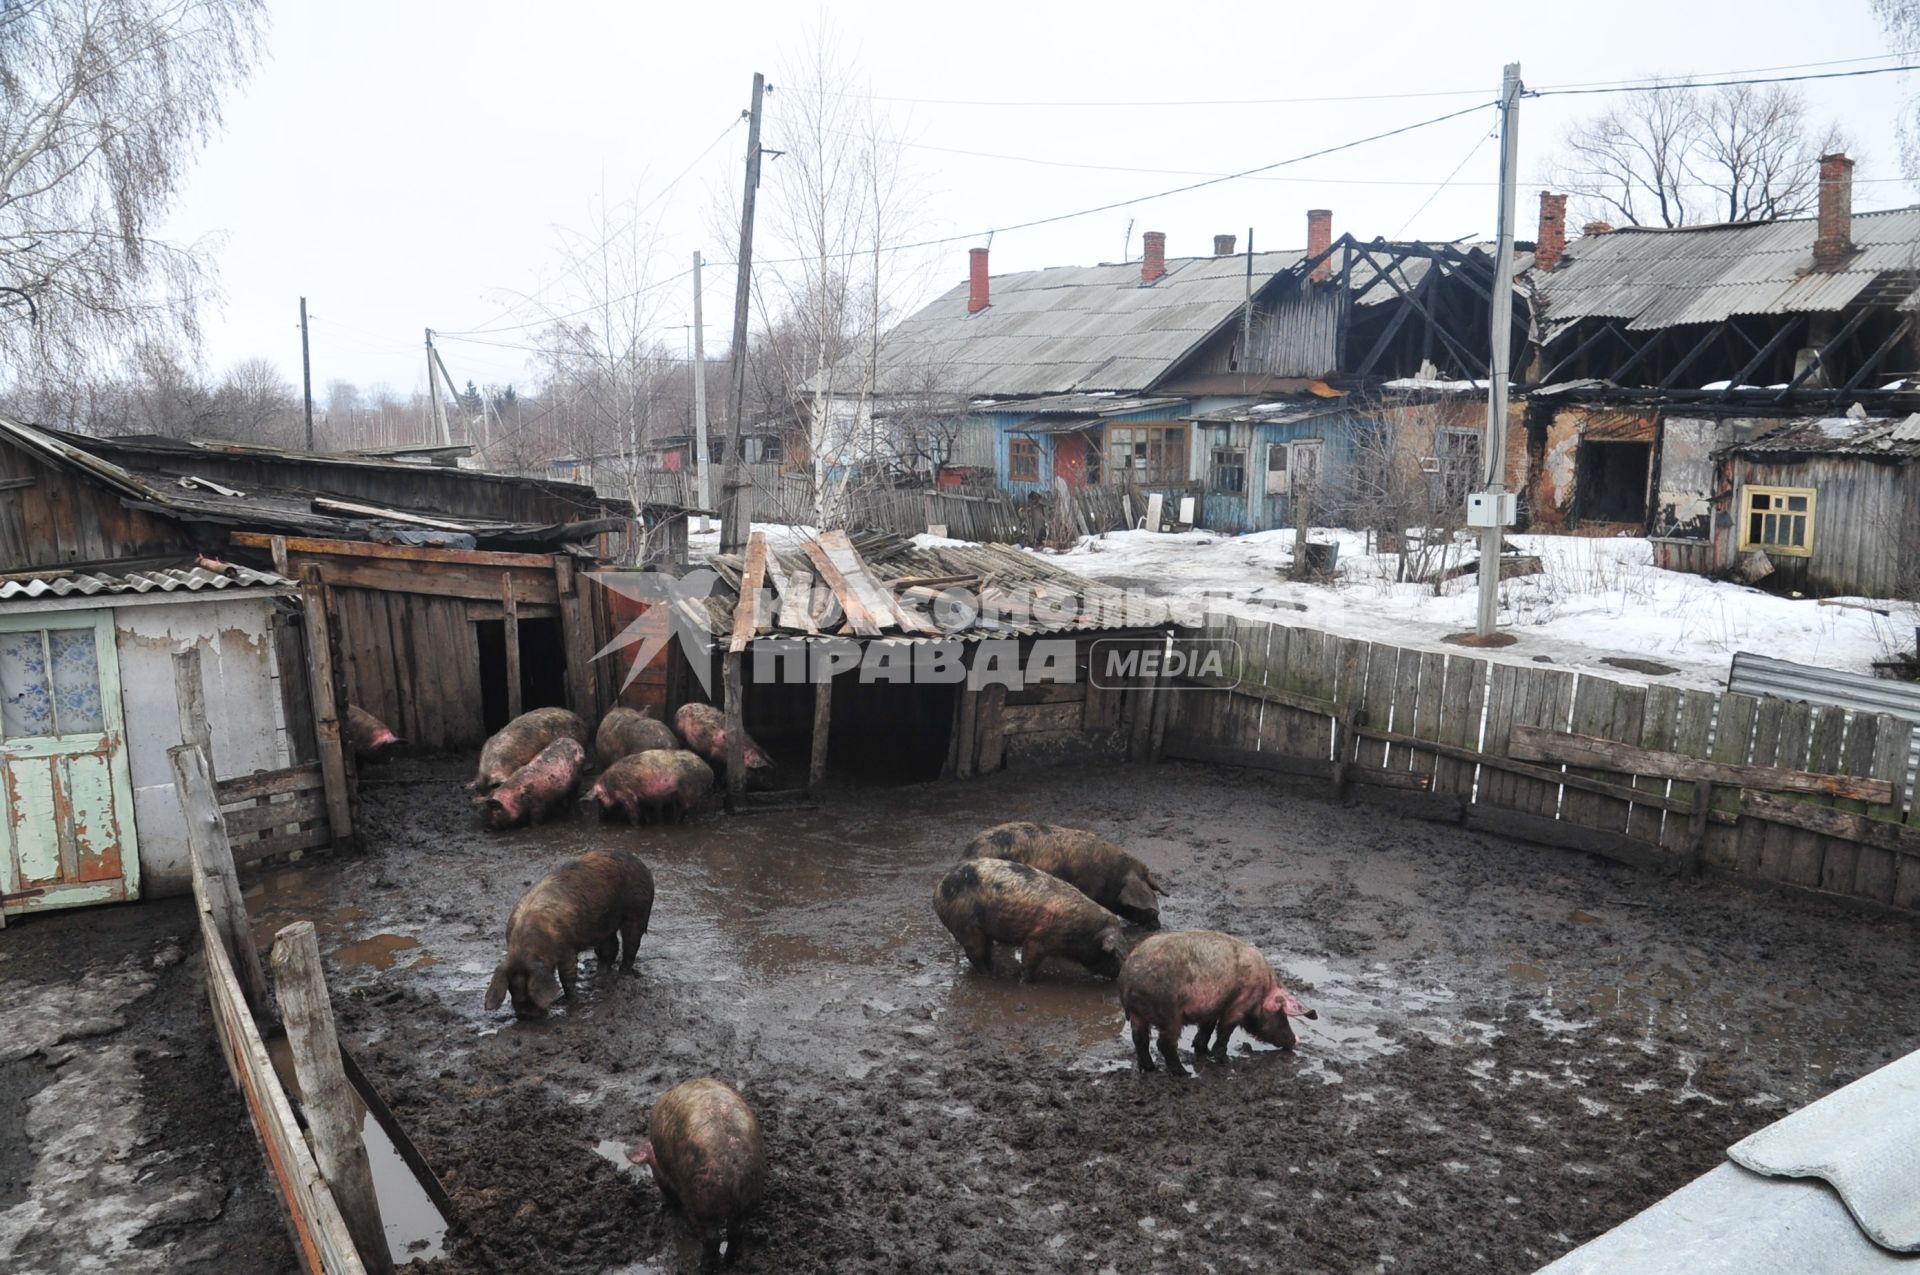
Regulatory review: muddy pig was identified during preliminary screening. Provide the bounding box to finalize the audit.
[595,706,680,768]
[627,1078,766,1267]
[585,748,713,824]
[484,848,654,1019]
[934,858,1128,983]
[963,822,1165,927]
[479,736,586,830]
[466,706,589,792]
[673,703,774,775]
[1119,929,1316,1076]
[345,704,404,760]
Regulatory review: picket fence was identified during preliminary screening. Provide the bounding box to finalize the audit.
[1161,615,1920,913]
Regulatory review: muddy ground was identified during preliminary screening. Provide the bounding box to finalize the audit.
[224,754,1920,1275]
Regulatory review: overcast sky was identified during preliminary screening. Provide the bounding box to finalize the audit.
[160,0,1918,398]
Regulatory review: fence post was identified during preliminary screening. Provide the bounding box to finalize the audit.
[169,743,269,1013]
[270,921,393,1275]
[300,565,355,847]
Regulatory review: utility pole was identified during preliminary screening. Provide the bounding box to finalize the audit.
[1475,62,1523,639]
[299,297,315,450]
[692,251,713,534]
[719,72,766,553]
[423,329,452,447]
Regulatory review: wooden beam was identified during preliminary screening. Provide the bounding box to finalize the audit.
[730,532,769,654]
[1538,319,1623,386]
[215,764,324,805]
[1717,314,1806,396]
[1840,316,1915,394]
[173,648,214,778]
[802,534,882,636]
[1161,738,1434,792]
[169,744,269,1013]
[232,530,556,569]
[1655,321,1731,390]
[1510,724,1895,802]
[809,674,832,792]
[269,922,393,1275]
[554,554,595,722]
[299,566,356,846]
[1772,305,1875,402]
[0,475,37,492]
[291,555,559,605]
[1742,790,1920,859]
[501,575,522,720]
[777,567,819,634]
[723,650,746,808]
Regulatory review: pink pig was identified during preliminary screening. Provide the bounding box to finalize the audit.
[672,703,774,774]
[1117,930,1317,1076]
[479,736,586,830]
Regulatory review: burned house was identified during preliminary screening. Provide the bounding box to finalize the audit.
[1521,157,1920,544]
[822,216,1524,533]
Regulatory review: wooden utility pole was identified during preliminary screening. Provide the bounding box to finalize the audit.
[692,251,714,533]
[719,72,767,553]
[1475,62,1522,639]
[300,297,316,450]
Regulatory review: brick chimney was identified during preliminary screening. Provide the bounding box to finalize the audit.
[1534,191,1568,272]
[967,246,990,314]
[1582,221,1613,236]
[1214,233,1237,256]
[1141,231,1167,283]
[1307,209,1333,282]
[1813,152,1855,271]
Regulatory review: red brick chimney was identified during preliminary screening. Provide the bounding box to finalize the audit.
[1813,152,1855,271]
[967,247,990,314]
[1307,209,1333,282]
[1534,191,1568,272]
[1582,221,1613,236]
[1141,231,1167,283]
[1213,233,1237,256]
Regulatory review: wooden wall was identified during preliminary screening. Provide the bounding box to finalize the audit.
[332,588,488,750]
[0,437,194,571]
[1728,455,1920,598]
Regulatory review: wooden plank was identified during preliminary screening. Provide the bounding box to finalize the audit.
[1820,712,1881,895]
[729,532,770,654]
[296,555,559,605]
[1355,643,1397,772]
[1431,655,1486,801]
[300,567,354,846]
[779,568,820,635]
[1628,685,1680,846]
[232,823,333,865]
[1661,689,1716,854]
[235,534,556,569]
[501,574,522,721]
[217,764,324,805]
[1756,701,1815,880]
[555,555,595,724]
[1561,678,1620,832]
[952,679,981,780]
[1790,706,1851,889]
[809,674,832,791]
[802,535,882,636]
[1160,738,1435,792]
[170,744,269,1013]
[1735,698,1787,873]
[269,533,290,577]
[723,651,745,808]
[1328,638,1368,797]
[174,648,215,778]
[269,922,392,1274]
[1702,692,1757,869]
[1405,649,1446,782]
[976,682,1009,772]
[382,592,419,745]
[1508,723,1894,803]
[1083,673,1121,733]
[1002,701,1087,734]
[1740,791,1920,860]
[1501,670,1573,818]
[223,792,328,840]
[1478,662,1519,810]
[1853,715,1910,903]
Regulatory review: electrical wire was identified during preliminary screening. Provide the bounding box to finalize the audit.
[1393,126,1496,239]
[1526,62,1919,98]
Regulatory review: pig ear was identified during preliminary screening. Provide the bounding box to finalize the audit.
[1101,928,1126,956]
[484,966,509,1011]
[1118,878,1157,915]
[626,1139,654,1166]
[1266,985,1308,1019]
[529,971,563,1010]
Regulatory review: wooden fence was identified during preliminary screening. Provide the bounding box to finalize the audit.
[1161,616,1920,913]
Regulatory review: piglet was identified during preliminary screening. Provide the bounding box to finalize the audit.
[1118,929,1316,1076]
[345,704,405,760]
[467,706,589,792]
[585,748,713,824]
[963,822,1166,927]
[933,858,1129,983]
[595,706,680,769]
[628,1078,765,1267]
[479,736,585,830]
[673,703,774,775]
[485,849,654,1019]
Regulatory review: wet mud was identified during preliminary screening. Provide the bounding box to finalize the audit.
[243,757,1920,1273]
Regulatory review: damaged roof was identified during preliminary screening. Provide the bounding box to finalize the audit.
[1532,206,1920,337]
[0,560,294,603]
[1728,411,1920,459]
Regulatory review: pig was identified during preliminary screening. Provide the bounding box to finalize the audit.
[962,822,1166,928]
[466,706,589,792]
[627,1078,765,1267]
[933,857,1128,983]
[595,706,681,769]
[345,704,404,760]
[673,703,774,776]
[484,848,654,1020]
[585,749,714,824]
[1118,929,1317,1076]
[479,736,586,830]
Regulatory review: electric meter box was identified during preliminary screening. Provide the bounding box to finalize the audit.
[1466,491,1517,528]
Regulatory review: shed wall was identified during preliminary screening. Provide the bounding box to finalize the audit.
[0,437,194,570]
[1732,456,1918,597]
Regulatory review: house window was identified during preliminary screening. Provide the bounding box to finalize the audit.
[1008,436,1040,482]
[1436,429,1482,503]
[761,434,784,463]
[1210,447,1246,494]
[1740,485,1815,556]
[1106,424,1188,486]
[1264,441,1288,496]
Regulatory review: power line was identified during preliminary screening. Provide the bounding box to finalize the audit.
[1394,126,1496,239]
[1527,62,1920,98]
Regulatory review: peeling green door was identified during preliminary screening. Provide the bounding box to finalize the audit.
[0,609,139,917]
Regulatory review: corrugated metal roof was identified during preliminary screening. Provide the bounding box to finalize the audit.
[1533,207,1920,335]
[1729,413,1920,458]
[0,563,295,602]
[980,393,1186,416]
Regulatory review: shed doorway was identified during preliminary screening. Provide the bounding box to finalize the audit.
[475,617,569,734]
[1576,440,1652,524]
[826,675,959,786]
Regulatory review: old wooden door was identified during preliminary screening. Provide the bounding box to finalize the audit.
[0,609,139,916]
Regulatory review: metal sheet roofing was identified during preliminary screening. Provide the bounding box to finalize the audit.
[1727,412,1920,458]
[979,393,1186,416]
[1533,206,1920,336]
[0,562,295,602]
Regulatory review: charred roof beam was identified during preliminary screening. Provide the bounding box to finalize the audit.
[1348,244,1490,380]
[1715,315,1808,398]
[1839,316,1915,395]
[1772,306,1875,403]
[1657,322,1733,390]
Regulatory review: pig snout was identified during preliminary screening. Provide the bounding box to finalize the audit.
[627,1139,655,1168]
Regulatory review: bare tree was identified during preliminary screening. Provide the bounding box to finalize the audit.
[1336,398,1481,592]
[1549,81,1847,228]
[0,0,266,383]
[1873,2,1920,187]
[212,356,295,440]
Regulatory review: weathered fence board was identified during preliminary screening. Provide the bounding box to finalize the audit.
[1432,654,1487,802]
